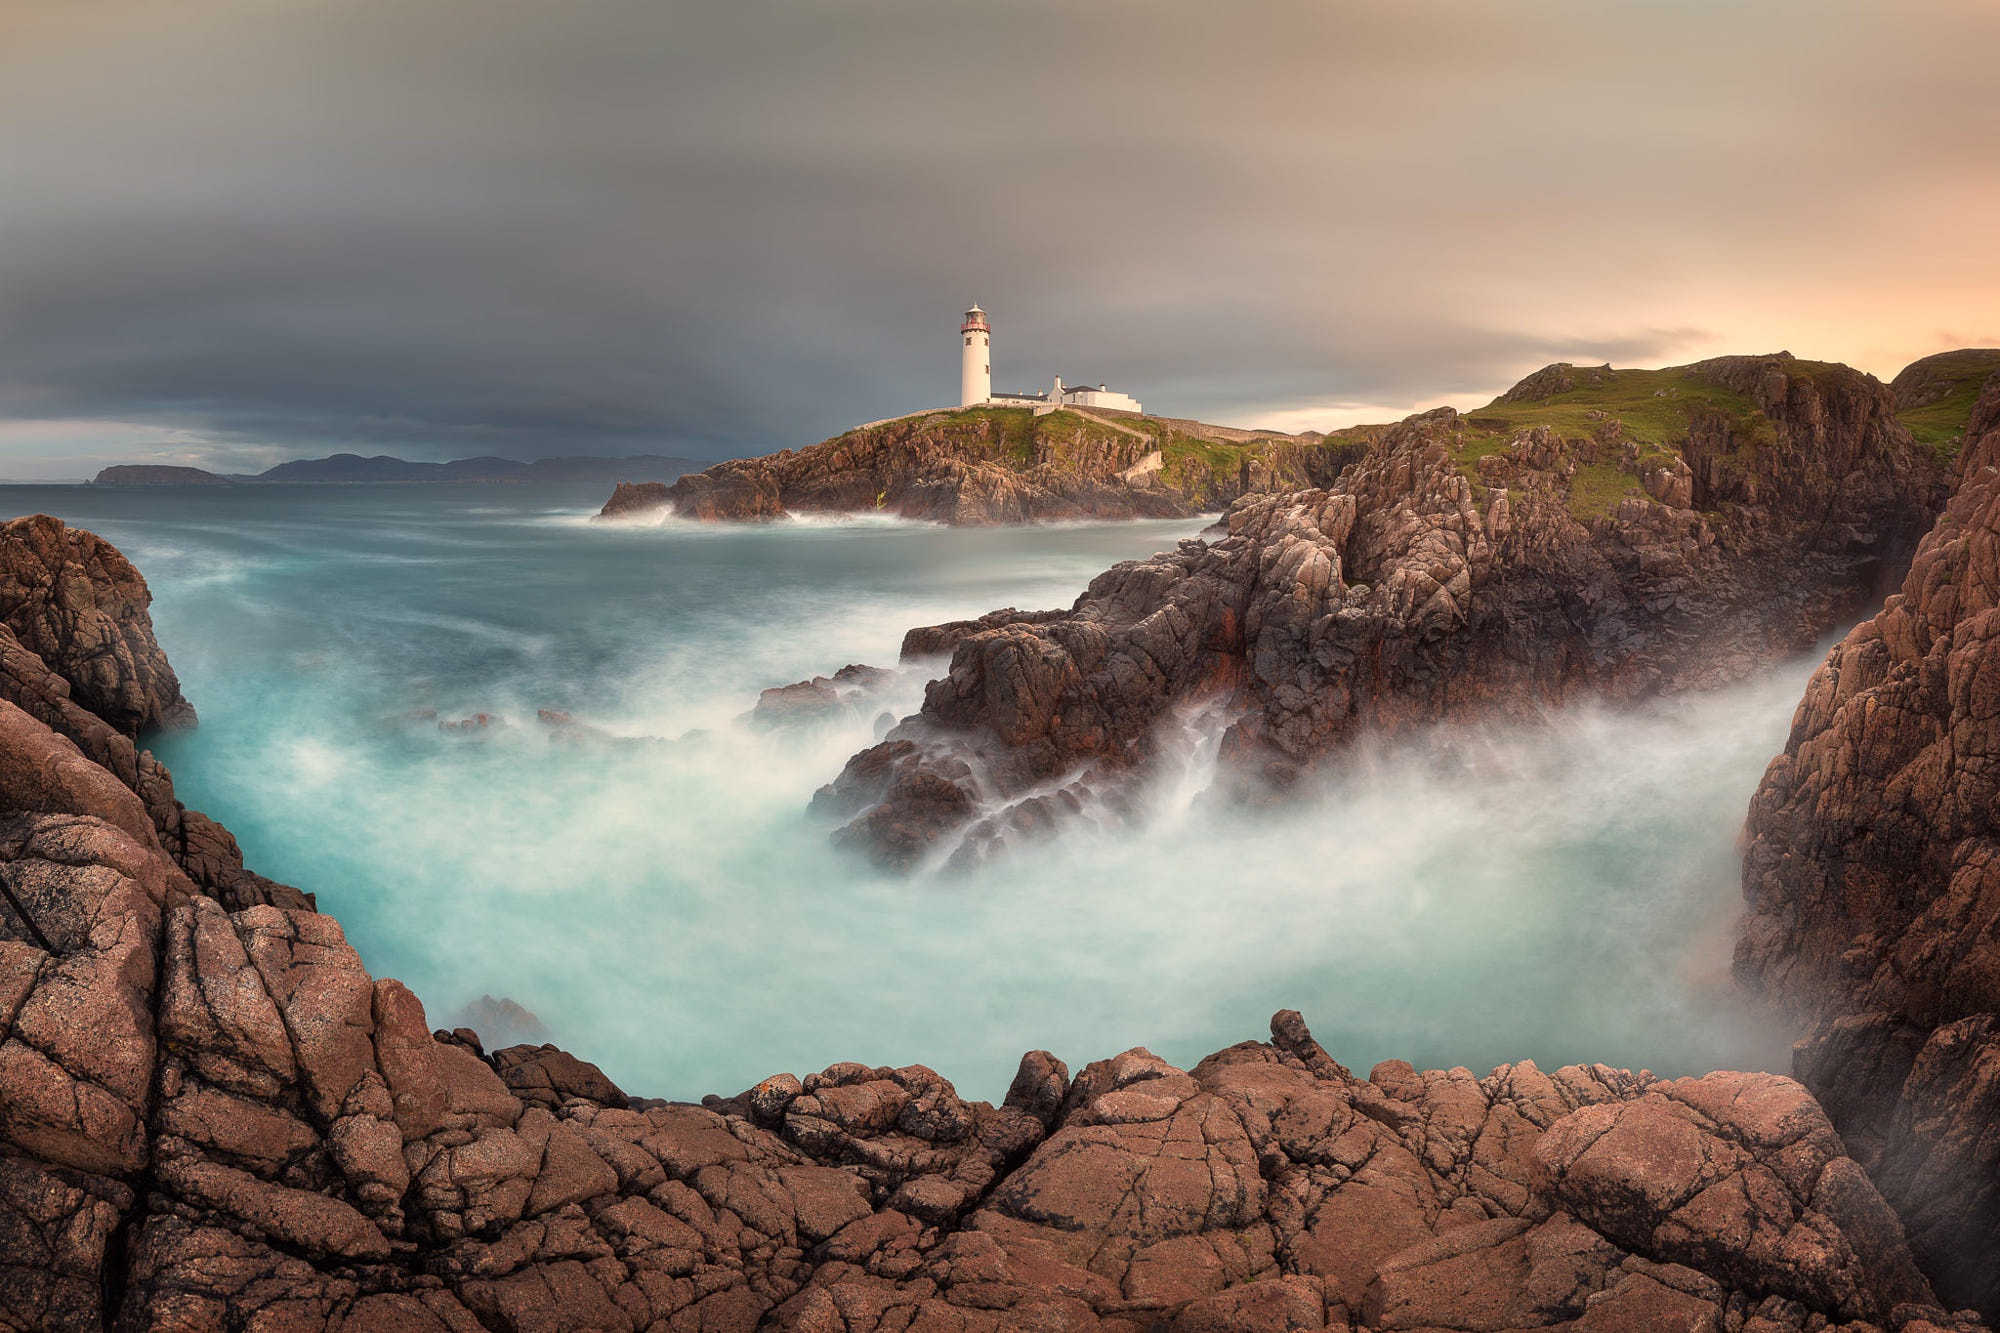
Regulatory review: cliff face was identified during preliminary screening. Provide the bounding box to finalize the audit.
[819,356,1942,870]
[1736,365,2000,1312]
[0,514,1982,1331]
[597,408,1349,525]
[0,515,311,915]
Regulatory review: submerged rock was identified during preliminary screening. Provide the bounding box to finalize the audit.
[457,992,550,1048]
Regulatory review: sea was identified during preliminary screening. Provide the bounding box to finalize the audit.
[0,481,1803,1100]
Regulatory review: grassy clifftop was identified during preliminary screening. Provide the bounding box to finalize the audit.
[1891,349,2000,454]
[854,405,1343,510]
[1451,362,1784,520]
[1395,354,1951,522]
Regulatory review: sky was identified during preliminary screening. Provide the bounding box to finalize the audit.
[1,1,1997,479]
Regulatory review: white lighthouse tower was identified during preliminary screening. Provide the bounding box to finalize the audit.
[960,304,991,407]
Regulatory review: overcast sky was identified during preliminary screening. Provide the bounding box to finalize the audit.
[1,1,1997,478]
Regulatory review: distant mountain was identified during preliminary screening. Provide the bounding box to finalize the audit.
[91,453,709,486]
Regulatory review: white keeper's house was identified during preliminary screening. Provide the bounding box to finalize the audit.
[959,304,1143,415]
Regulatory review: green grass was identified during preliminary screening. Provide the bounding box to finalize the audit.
[1448,363,1786,520]
[1463,366,1763,454]
[1161,433,1249,475]
[1894,350,2000,456]
[1158,434,1255,501]
[918,406,1040,463]
[1029,410,1155,466]
[1566,463,1644,521]
[885,406,1164,468]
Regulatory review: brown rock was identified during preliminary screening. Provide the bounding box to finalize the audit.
[156,1151,392,1261]
[0,514,194,733]
[0,1155,130,1332]
[492,1041,629,1110]
[1737,371,2000,1315]
[1171,1275,1326,1331]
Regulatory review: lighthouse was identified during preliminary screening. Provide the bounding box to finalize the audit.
[960,304,990,407]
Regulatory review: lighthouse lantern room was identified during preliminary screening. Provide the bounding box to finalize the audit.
[960,304,991,407]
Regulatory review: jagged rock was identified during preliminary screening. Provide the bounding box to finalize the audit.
[0,714,1977,1331]
[1533,1072,1931,1321]
[492,1042,629,1110]
[0,513,193,733]
[751,663,895,728]
[826,359,1941,868]
[899,606,1072,660]
[1004,1049,1071,1130]
[0,515,310,912]
[0,1155,131,1331]
[1738,371,2000,1315]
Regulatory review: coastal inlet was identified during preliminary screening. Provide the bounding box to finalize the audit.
[5,480,1796,1101]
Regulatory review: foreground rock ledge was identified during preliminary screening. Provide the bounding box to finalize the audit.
[0,514,1984,1332]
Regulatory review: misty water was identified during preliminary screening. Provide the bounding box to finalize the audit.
[2,483,1801,1101]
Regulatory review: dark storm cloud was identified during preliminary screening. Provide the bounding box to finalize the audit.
[1,0,1997,474]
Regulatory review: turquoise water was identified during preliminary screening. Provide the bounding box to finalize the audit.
[0,483,1799,1099]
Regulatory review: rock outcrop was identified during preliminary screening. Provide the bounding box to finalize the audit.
[0,515,311,913]
[750,665,896,730]
[597,408,1349,525]
[821,356,1942,869]
[1737,367,2000,1314]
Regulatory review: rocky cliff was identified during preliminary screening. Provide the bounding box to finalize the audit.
[818,356,1943,870]
[0,516,309,914]
[1736,363,2000,1313]
[0,514,1987,1330]
[596,408,1350,525]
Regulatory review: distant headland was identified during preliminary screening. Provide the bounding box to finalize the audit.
[91,452,708,486]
